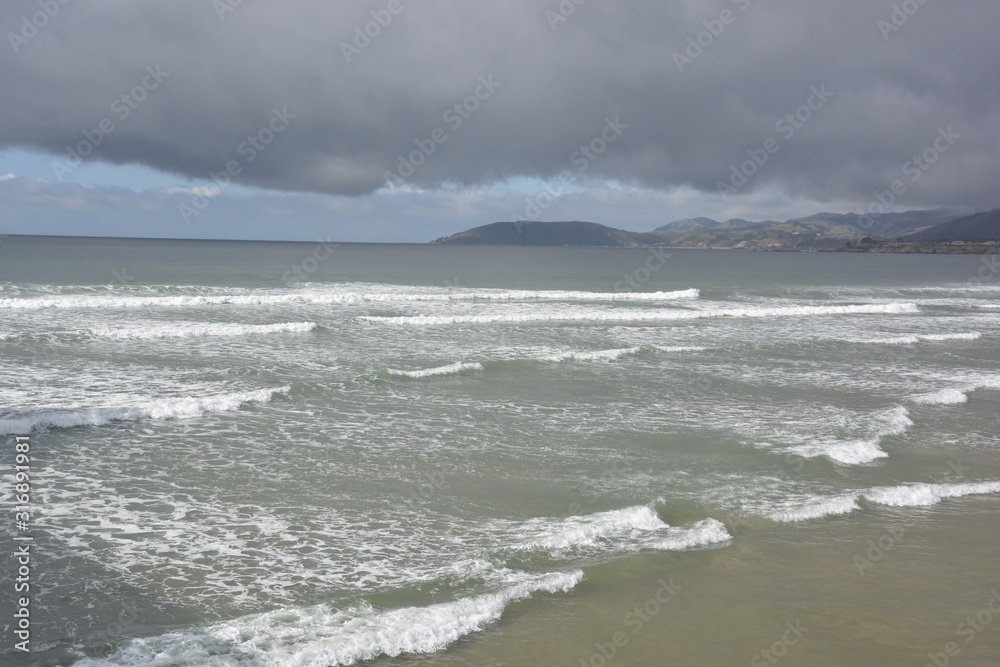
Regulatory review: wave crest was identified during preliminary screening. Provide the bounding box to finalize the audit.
[769,481,1000,522]
[849,332,981,345]
[0,386,289,434]
[513,506,731,553]
[0,286,699,310]
[787,406,911,465]
[359,302,920,326]
[386,362,483,378]
[542,347,642,363]
[70,571,584,667]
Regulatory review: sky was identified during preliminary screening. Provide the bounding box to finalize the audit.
[1,0,998,243]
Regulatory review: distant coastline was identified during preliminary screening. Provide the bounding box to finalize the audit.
[431,210,1000,253]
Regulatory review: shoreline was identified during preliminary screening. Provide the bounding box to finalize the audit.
[822,243,998,254]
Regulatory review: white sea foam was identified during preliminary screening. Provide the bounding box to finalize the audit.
[649,518,732,550]
[769,481,1000,522]
[467,288,700,301]
[71,570,584,667]
[88,321,317,340]
[921,332,983,341]
[512,506,731,554]
[359,302,920,325]
[910,377,1000,405]
[1,321,315,342]
[849,332,981,345]
[386,362,483,378]
[515,505,666,551]
[767,495,861,522]
[0,286,699,310]
[791,438,890,466]
[881,405,914,435]
[912,388,970,405]
[787,406,911,465]
[0,293,309,309]
[537,345,704,363]
[0,386,289,434]
[861,481,1000,507]
[541,347,643,363]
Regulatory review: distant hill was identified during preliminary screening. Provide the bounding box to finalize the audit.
[649,209,968,249]
[430,221,661,247]
[656,217,722,231]
[903,210,1000,242]
[652,209,964,240]
[651,218,853,249]
[786,208,964,239]
[656,217,765,232]
[430,209,984,249]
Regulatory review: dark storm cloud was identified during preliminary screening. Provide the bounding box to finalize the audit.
[3,0,998,209]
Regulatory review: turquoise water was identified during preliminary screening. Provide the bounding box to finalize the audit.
[1,236,998,666]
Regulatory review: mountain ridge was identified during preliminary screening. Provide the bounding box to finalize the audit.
[902,210,1000,242]
[430,209,992,249]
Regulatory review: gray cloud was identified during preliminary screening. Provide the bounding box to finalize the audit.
[3,0,998,210]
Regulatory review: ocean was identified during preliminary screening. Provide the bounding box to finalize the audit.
[1,235,999,666]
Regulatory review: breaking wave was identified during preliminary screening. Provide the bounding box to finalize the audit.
[848,332,981,345]
[910,377,1000,405]
[385,362,484,378]
[786,406,913,465]
[359,302,920,326]
[0,286,699,310]
[512,505,731,554]
[768,481,1000,522]
[70,570,584,667]
[541,347,643,363]
[0,386,290,435]
[1,322,317,342]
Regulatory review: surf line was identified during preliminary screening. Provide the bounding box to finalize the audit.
[11,435,33,652]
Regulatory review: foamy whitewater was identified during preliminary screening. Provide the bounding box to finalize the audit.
[1,238,998,666]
